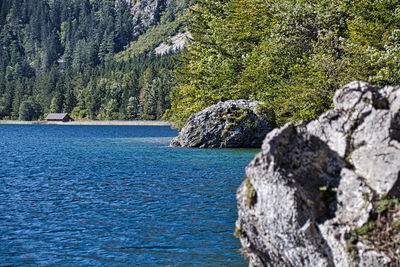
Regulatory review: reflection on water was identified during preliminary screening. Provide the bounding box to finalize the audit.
[0,125,257,266]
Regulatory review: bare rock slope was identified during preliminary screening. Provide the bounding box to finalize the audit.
[236,81,400,266]
[170,100,276,148]
[131,0,165,38]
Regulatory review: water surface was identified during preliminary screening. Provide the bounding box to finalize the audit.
[0,125,257,266]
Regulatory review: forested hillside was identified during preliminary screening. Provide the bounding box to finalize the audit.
[0,0,192,120]
[3,0,399,124]
[167,0,400,129]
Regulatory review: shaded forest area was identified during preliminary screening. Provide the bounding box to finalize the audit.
[0,0,190,120]
[167,0,400,129]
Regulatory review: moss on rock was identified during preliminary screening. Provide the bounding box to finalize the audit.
[245,178,257,208]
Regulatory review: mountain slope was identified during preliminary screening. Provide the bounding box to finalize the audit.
[0,0,192,121]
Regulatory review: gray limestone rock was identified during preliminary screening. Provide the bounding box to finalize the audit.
[236,81,400,266]
[131,0,166,38]
[154,32,189,55]
[170,100,276,148]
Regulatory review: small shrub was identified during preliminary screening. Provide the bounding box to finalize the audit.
[245,178,257,208]
[346,195,400,264]
[234,226,246,238]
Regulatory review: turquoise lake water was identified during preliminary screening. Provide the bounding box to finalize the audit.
[0,125,257,266]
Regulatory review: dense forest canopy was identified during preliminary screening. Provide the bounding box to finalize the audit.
[0,0,192,121]
[167,0,400,129]
[1,0,399,124]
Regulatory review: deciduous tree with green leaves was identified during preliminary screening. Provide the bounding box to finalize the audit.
[168,0,400,128]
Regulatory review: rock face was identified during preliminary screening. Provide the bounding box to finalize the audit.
[236,81,400,266]
[170,100,276,148]
[131,0,166,38]
[154,32,189,55]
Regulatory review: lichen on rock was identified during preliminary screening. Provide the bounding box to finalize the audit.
[236,81,400,266]
[170,100,276,148]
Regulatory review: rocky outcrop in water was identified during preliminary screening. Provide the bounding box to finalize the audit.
[170,100,276,148]
[235,81,400,266]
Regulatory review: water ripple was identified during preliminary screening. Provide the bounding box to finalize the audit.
[0,125,257,266]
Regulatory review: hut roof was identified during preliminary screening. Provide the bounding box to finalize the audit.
[46,113,70,120]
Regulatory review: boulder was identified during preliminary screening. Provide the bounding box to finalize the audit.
[170,100,276,148]
[236,81,400,266]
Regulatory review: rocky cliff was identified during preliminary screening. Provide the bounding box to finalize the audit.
[235,81,400,266]
[131,0,166,38]
[170,100,276,148]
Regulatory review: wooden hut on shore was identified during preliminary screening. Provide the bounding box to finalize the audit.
[46,113,72,123]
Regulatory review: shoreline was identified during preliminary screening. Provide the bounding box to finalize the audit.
[0,120,171,126]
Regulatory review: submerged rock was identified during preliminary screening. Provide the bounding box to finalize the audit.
[236,81,400,266]
[170,100,276,148]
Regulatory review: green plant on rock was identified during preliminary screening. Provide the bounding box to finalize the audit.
[315,184,338,221]
[234,226,246,238]
[221,122,239,137]
[219,106,255,136]
[345,234,360,264]
[345,195,400,264]
[223,106,253,124]
[245,178,257,208]
[319,185,337,206]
